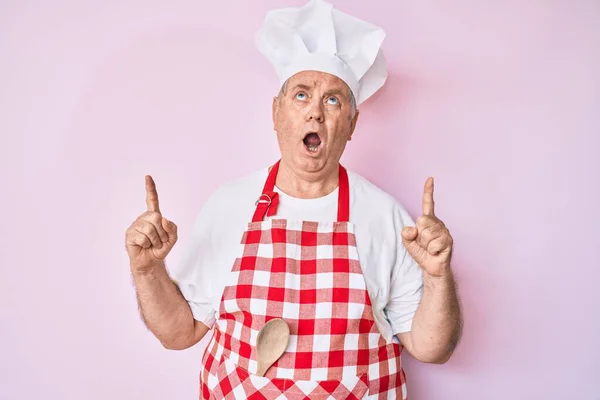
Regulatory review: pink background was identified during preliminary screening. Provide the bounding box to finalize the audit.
[1,1,598,399]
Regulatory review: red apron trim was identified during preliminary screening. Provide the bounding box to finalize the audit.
[251,160,350,222]
[337,165,350,222]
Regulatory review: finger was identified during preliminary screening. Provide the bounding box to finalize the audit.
[422,177,435,216]
[126,228,152,249]
[418,224,445,249]
[416,215,438,231]
[141,212,169,243]
[400,226,419,249]
[145,175,161,214]
[402,227,428,262]
[162,217,178,243]
[401,226,418,242]
[427,235,452,256]
[135,220,163,249]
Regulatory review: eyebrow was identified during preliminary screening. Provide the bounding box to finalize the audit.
[291,84,312,92]
[291,85,348,101]
[323,89,347,99]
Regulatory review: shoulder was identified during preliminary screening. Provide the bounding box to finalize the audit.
[347,169,415,227]
[347,170,397,207]
[202,167,269,210]
[189,166,269,231]
[213,167,268,198]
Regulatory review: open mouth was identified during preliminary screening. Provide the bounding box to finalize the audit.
[303,132,322,153]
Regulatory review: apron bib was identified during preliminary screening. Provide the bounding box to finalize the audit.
[199,161,407,399]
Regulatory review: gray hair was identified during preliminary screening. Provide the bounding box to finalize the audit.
[277,78,357,118]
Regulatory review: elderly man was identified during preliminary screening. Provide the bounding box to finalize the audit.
[125,0,462,398]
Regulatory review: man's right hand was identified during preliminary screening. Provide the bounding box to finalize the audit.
[126,175,178,274]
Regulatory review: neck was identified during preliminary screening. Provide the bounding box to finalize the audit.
[274,159,339,199]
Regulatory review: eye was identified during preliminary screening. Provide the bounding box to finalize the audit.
[295,92,307,100]
[327,96,339,105]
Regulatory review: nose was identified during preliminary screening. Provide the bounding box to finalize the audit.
[306,99,324,123]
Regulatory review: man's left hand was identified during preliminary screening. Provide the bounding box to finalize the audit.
[401,177,453,278]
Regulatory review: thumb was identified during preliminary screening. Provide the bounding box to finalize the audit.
[401,226,424,262]
[401,226,418,243]
[162,217,178,240]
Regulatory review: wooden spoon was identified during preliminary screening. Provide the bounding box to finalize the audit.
[256,318,290,377]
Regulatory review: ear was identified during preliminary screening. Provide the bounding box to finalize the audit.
[272,97,279,130]
[347,109,360,141]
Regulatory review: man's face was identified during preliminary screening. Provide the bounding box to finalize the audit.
[272,70,359,175]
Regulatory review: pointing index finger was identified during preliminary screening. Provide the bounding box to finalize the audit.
[145,175,161,214]
[422,177,435,216]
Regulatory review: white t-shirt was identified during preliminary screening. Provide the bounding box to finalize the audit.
[170,167,423,343]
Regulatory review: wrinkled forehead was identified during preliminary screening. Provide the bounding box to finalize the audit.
[285,70,353,96]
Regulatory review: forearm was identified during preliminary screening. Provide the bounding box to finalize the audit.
[408,269,462,363]
[131,261,201,349]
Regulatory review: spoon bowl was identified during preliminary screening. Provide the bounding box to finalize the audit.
[256,318,290,377]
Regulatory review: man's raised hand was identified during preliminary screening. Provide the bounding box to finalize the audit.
[401,177,454,278]
[125,175,178,274]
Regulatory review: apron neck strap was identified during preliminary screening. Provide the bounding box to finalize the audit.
[252,160,350,223]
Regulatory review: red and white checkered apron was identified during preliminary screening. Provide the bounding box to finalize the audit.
[200,161,407,399]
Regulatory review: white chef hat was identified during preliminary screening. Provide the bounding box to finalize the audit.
[255,0,387,105]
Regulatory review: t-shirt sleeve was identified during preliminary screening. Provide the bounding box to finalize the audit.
[168,194,219,329]
[384,203,424,335]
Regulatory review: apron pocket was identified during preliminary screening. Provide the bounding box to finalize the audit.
[215,355,369,399]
